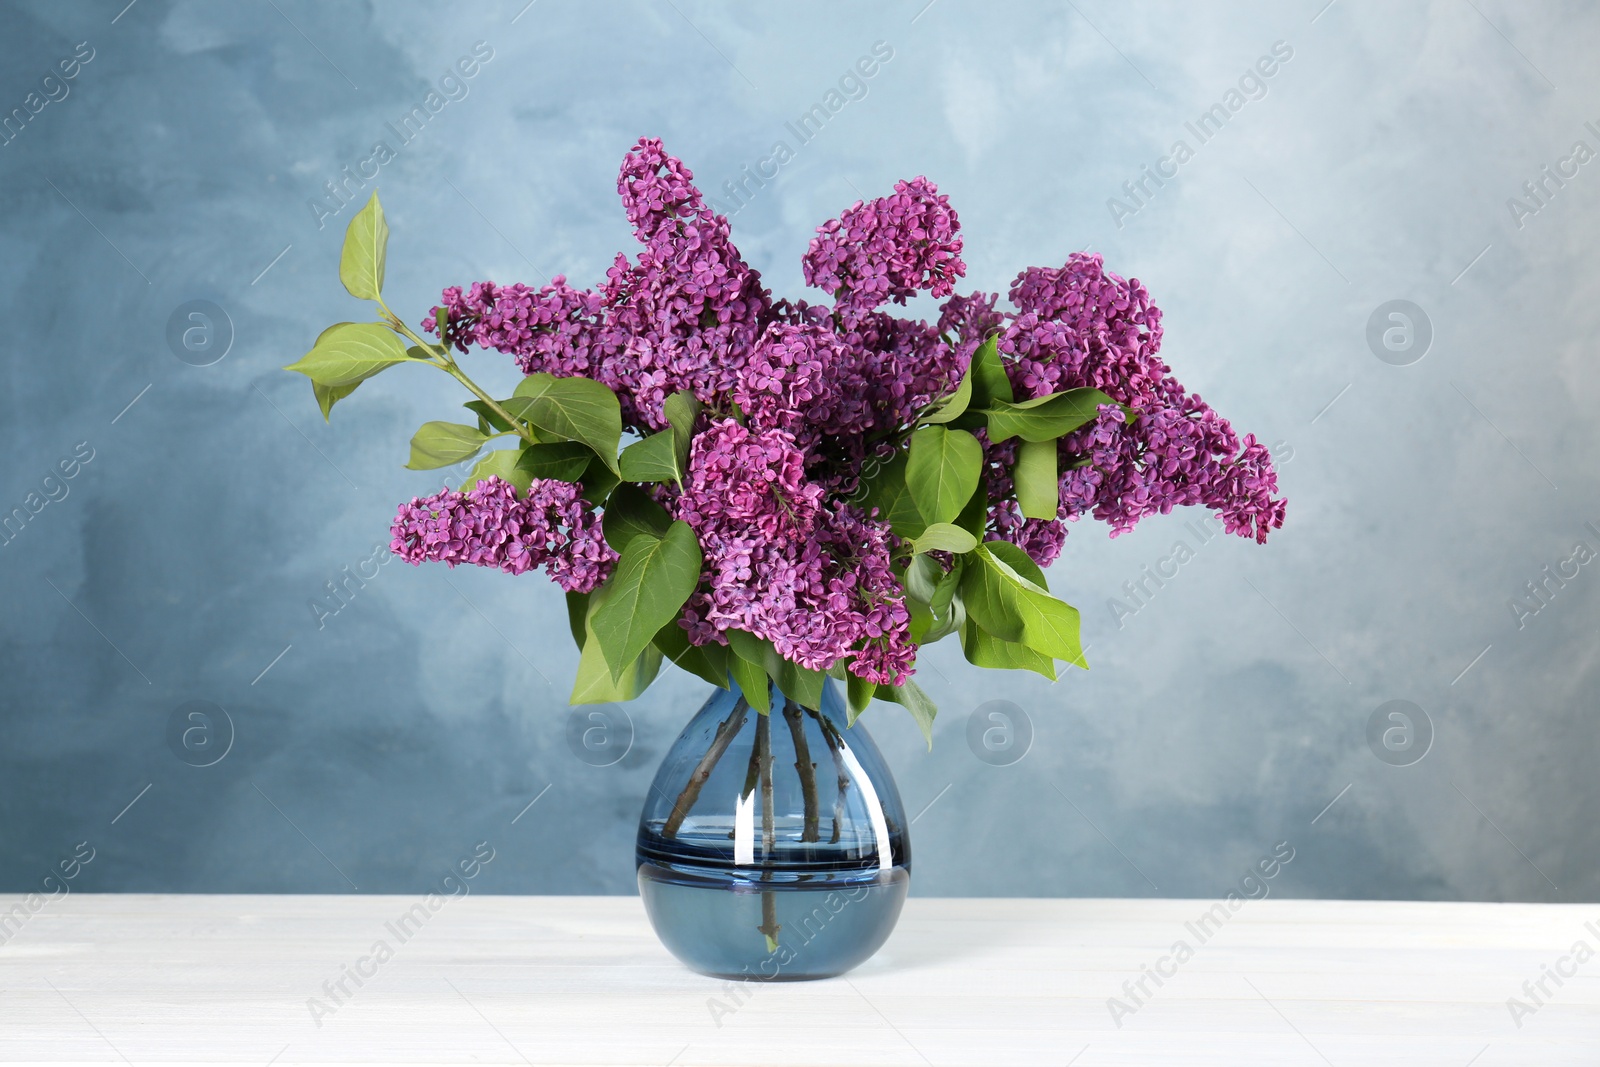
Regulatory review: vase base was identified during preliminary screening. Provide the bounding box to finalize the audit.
[638,864,909,980]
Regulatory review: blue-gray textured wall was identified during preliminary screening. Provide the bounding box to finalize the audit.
[2,0,1595,902]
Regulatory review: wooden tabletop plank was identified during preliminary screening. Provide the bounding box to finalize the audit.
[0,895,1595,1065]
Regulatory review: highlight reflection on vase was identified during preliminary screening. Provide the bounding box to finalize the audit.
[636,676,910,980]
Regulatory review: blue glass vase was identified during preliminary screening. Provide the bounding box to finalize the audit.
[636,676,911,980]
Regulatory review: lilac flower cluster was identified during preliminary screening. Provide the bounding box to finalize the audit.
[732,323,866,447]
[390,476,615,592]
[425,139,770,430]
[673,420,914,685]
[1003,255,1167,406]
[398,138,1284,691]
[730,316,961,473]
[1050,400,1283,543]
[429,279,609,379]
[673,421,822,542]
[801,177,966,319]
[412,140,971,683]
[978,252,1287,553]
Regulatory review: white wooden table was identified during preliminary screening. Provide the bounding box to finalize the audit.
[1,895,1595,1065]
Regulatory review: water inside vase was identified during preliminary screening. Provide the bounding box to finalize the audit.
[636,677,911,979]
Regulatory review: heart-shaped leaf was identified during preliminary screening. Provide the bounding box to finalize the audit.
[959,616,1057,679]
[1014,438,1060,520]
[985,387,1117,443]
[285,322,413,387]
[406,421,489,470]
[906,426,983,525]
[969,335,1013,408]
[653,619,729,690]
[921,364,973,425]
[961,544,1085,668]
[516,442,592,483]
[618,429,682,483]
[511,374,622,474]
[339,192,388,301]
[913,522,979,556]
[872,680,938,749]
[602,483,672,553]
[590,521,703,681]
[460,449,533,494]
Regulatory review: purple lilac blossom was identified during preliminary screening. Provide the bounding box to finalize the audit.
[424,138,773,431]
[732,322,867,448]
[678,503,915,686]
[404,139,1284,689]
[391,476,615,592]
[674,420,822,543]
[802,177,966,320]
[673,419,915,685]
[969,252,1286,556]
[937,289,1004,368]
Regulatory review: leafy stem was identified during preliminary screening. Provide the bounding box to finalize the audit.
[378,298,539,446]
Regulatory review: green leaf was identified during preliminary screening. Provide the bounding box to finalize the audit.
[960,548,1031,643]
[954,480,988,538]
[903,553,942,605]
[305,323,369,419]
[906,552,965,644]
[874,680,938,748]
[722,629,827,711]
[913,522,979,556]
[285,322,414,387]
[590,521,703,681]
[985,387,1117,443]
[921,366,972,425]
[653,620,729,689]
[846,672,875,724]
[602,483,672,553]
[314,381,358,420]
[722,628,768,668]
[516,442,592,483]
[777,659,827,711]
[962,545,1086,667]
[463,400,514,433]
[930,557,965,619]
[511,374,622,474]
[727,650,771,714]
[339,191,387,301]
[571,628,662,704]
[618,430,682,484]
[906,426,983,525]
[663,390,702,466]
[571,579,663,702]
[1014,438,1060,521]
[960,616,1057,679]
[920,590,966,645]
[578,452,621,505]
[860,453,926,541]
[565,591,589,650]
[969,335,1013,408]
[406,421,489,470]
[985,539,1049,590]
[460,449,533,494]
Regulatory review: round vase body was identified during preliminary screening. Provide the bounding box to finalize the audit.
[636,676,910,980]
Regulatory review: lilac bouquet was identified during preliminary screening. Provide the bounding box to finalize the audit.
[287,138,1285,741]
